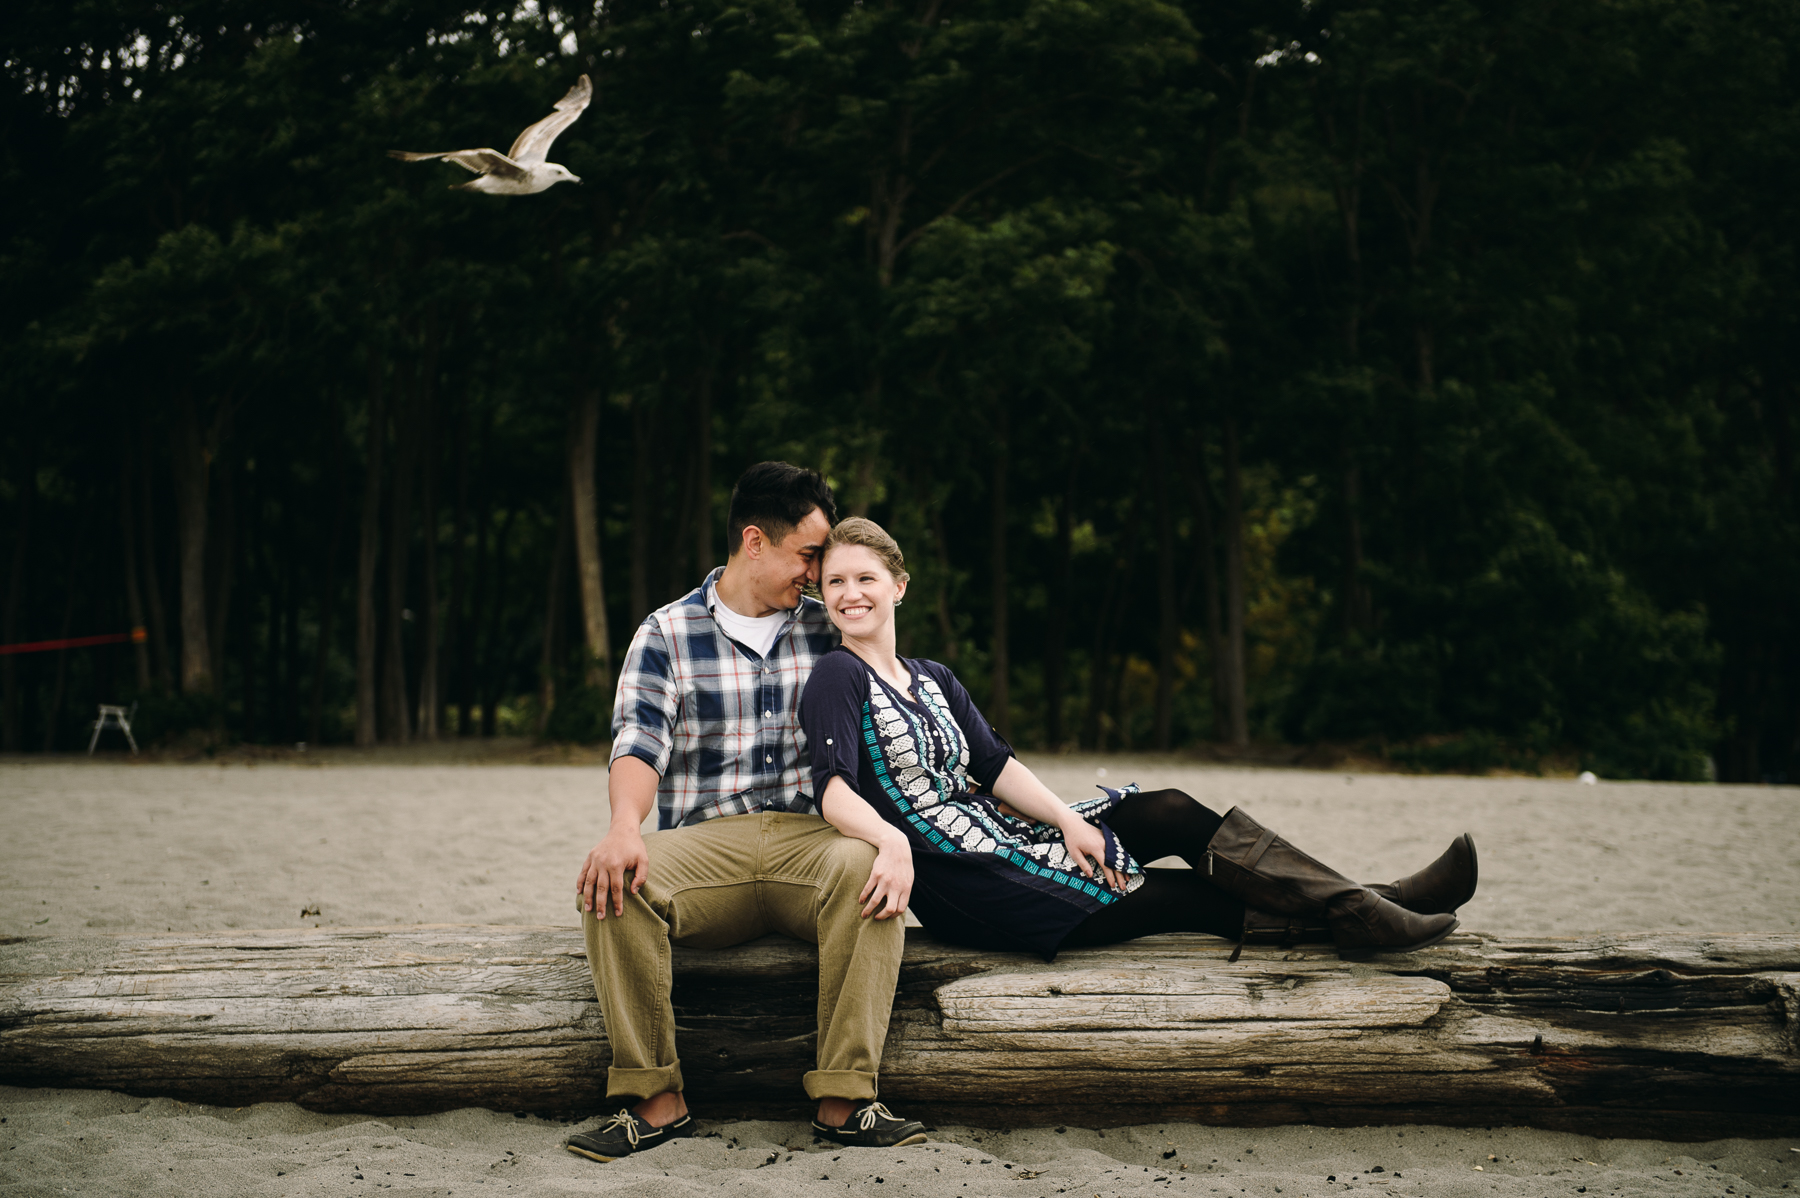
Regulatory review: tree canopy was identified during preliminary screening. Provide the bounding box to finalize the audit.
[3,0,1795,780]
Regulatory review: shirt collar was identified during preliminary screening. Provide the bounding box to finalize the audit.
[703,566,803,631]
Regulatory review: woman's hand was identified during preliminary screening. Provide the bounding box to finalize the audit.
[1057,815,1128,894]
[820,775,915,919]
[860,829,915,919]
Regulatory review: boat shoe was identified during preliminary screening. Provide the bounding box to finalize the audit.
[565,1109,696,1162]
[811,1100,927,1148]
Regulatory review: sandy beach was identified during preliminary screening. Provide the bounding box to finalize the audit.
[2,755,1797,1195]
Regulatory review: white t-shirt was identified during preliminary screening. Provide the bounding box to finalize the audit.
[711,598,789,659]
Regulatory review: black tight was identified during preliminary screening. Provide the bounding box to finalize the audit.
[1098,787,1226,866]
[1058,789,1244,949]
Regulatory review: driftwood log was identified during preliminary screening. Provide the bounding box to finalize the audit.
[1,926,1796,1138]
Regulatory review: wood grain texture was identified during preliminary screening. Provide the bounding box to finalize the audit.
[2,926,1795,1137]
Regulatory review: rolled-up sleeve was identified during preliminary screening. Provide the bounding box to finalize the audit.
[800,650,869,801]
[922,661,1014,788]
[610,616,678,775]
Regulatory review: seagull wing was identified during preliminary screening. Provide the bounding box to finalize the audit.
[388,148,529,180]
[506,74,592,165]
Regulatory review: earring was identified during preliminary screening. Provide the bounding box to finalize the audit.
[894,598,904,607]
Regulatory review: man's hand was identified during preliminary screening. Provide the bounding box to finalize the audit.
[578,755,662,919]
[577,824,649,919]
[859,830,914,920]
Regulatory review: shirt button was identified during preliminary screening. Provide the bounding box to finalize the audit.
[826,738,833,746]
[765,710,773,718]
[765,755,773,764]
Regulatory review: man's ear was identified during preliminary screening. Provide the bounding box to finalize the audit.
[739,525,764,559]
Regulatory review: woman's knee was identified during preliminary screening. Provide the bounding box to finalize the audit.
[1136,788,1217,824]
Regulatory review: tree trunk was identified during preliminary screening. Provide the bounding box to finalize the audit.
[354,356,385,748]
[1080,491,1142,752]
[629,397,653,624]
[118,457,152,692]
[39,581,75,752]
[1043,468,1075,750]
[8,928,1794,1138]
[537,495,571,736]
[416,392,440,742]
[924,488,959,663]
[448,397,470,736]
[694,372,715,574]
[381,384,417,745]
[1151,430,1178,751]
[169,393,214,696]
[1341,450,1370,638]
[137,444,172,692]
[988,402,1010,740]
[1221,417,1249,747]
[279,535,298,744]
[239,468,260,744]
[240,526,259,745]
[664,449,696,605]
[1185,434,1228,742]
[1,451,31,752]
[308,395,349,748]
[568,391,614,694]
[479,510,517,739]
[1079,571,1119,752]
[205,459,236,699]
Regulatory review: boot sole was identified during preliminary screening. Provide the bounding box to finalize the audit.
[1338,916,1459,960]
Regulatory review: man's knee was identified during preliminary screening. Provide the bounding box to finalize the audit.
[829,832,880,870]
[818,833,880,888]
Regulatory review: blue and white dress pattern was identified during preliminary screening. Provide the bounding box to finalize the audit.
[861,669,1146,905]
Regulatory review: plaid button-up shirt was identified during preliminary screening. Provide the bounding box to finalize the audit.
[610,567,841,830]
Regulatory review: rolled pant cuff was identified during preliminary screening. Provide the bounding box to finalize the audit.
[606,1063,684,1101]
[803,1069,878,1101]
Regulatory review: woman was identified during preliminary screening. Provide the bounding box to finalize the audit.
[799,517,1477,960]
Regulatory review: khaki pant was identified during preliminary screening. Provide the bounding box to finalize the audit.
[581,811,904,1102]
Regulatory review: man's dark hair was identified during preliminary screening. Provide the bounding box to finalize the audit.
[726,462,837,552]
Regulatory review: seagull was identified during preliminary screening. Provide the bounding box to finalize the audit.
[388,75,591,195]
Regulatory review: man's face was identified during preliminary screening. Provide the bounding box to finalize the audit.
[746,507,832,612]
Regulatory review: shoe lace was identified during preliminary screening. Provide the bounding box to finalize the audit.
[856,1101,900,1131]
[598,1109,643,1147]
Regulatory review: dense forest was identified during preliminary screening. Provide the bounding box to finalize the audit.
[2,0,1796,780]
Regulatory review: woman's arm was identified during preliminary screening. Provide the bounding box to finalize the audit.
[988,758,1127,893]
[820,776,915,920]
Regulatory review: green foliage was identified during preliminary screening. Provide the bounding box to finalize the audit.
[0,0,1795,779]
[128,691,226,751]
[543,683,614,746]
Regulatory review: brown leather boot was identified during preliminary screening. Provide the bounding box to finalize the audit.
[1369,833,1478,915]
[1205,807,1458,959]
[1240,907,1332,947]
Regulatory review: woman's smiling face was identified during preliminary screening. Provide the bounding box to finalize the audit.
[821,543,907,638]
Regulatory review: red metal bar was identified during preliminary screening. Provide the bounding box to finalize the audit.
[0,628,146,656]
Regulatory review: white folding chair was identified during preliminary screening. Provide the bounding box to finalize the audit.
[88,702,139,755]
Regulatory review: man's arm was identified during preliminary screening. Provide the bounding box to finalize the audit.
[577,754,661,918]
[580,615,679,918]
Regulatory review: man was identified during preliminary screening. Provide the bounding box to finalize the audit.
[567,461,926,1163]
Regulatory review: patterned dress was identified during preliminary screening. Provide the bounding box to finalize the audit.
[800,646,1144,958]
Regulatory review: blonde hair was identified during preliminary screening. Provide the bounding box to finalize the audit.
[822,516,911,585]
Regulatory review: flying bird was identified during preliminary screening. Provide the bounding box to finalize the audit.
[389,75,591,195]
